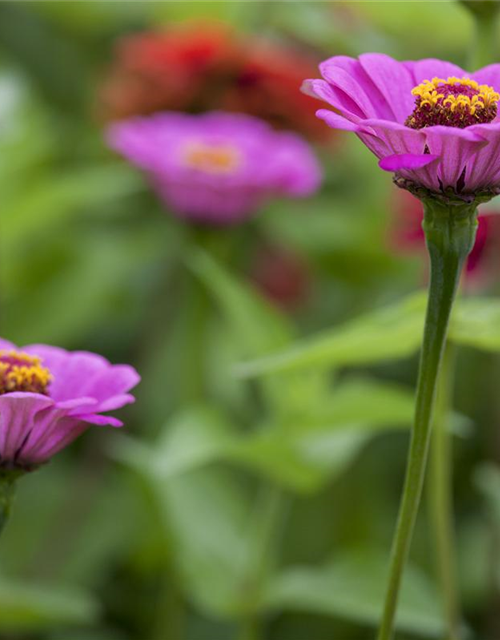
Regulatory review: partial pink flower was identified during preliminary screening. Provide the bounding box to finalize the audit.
[392,190,500,288]
[0,340,140,469]
[107,111,322,225]
[303,54,500,198]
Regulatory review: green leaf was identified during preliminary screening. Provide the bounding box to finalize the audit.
[0,580,99,632]
[115,407,235,480]
[117,379,417,495]
[228,428,371,493]
[188,247,293,357]
[232,291,500,379]
[263,548,444,637]
[188,247,313,415]
[298,377,416,431]
[227,378,416,492]
[236,291,426,378]
[449,297,500,353]
[158,468,254,618]
[2,164,143,248]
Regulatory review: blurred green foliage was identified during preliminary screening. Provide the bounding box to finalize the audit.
[1,2,500,640]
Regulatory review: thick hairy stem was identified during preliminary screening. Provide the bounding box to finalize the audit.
[376,199,478,640]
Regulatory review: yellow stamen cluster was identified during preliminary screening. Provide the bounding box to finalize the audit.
[411,77,500,115]
[0,350,52,395]
[183,142,241,174]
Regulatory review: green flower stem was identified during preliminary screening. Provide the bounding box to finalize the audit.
[238,616,261,640]
[180,224,242,403]
[152,573,184,640]
[377,198,478,640]
[238,486,288,640]
[0,472,18,537]
[469,12,498,71]
[428,342,460,640]
[178,270,210,404]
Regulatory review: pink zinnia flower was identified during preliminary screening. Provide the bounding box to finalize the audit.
[303,54,500,199]
[107,111,322,225]
[0,340,139,470]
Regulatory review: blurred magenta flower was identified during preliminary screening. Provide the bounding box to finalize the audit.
[100,22,326,140]
[303,54,500,197]
[392,190,500,288]
[107,111,322,224]
[0,340,139,470]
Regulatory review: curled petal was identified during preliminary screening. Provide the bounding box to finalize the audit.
[315,109,371,132]
[316,109,391,159]
[379,153,439,172]
[77,414,123,427]
[302,79,366,123]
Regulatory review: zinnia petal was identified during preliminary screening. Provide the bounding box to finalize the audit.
[424,126,488,191]
[379,153,439,172]
[358,53,415,122]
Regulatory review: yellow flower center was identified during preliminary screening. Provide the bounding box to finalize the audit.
[183,142,241,174]
[406,76,500,129]
[0,350,52,395]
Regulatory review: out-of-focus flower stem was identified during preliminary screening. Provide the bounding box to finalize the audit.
[238,485,288,640]
[0,472,18,538]
[179,225,233,404]
[471,13,499,70]
[238,616,261,640]
[377,198,478,640]
[428,342,460,640]
[152,573,184,640]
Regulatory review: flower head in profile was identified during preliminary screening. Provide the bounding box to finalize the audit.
[100,22,325,140]
[0,340,139,470]
[303,54,500,201]
[392,190,500,288]
[107,111,322,225]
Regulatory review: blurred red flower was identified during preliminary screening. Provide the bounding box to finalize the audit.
[100,22,326,140]
[392,189,500,290]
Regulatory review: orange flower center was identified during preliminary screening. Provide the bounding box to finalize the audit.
[183,142,241,174]
[0,350,52,395]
